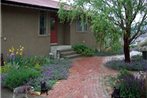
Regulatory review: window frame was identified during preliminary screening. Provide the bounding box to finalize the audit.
[76,20,88,32]
[38,11,49,36]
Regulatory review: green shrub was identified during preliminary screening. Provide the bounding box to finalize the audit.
[72,44,95,56]
[4,68,40,90]
[34,63,42,71]
[0,63,14,73]
[28,77,57,91]
[8,56,51,68]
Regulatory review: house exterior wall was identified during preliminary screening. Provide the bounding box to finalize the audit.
[70,21,97,48]
[57,22,64,45]
[1,4,97,58]
[64,22,70,45]
[57,22,70,45]
[1,5,50,57]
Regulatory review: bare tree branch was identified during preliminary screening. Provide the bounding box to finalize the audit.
[129,13,147,43]
[131,0,142,23]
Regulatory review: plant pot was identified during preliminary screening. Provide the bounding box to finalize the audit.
[142,51,147,60]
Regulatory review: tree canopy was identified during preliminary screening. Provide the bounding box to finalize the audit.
[58,0,147,62]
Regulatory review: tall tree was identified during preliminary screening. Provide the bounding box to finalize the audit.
[58,0,147,62]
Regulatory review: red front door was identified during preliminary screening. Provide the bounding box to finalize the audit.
[50,16,58,44]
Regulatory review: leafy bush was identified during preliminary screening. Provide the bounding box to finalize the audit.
[111,70,146,98]
[27,59,71,91]
[72,44,95,56]
[27,77,57,91]
[3,57,71,92]
[3,68,40,90]
[8,56,51,68]
[42,59,71,80]
[34,63,42,71]
[0,63,14,73]
[105,55,147,71]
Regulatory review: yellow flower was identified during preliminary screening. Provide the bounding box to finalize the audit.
[8,49,12,53]
[11,46,15,51]
[20,48,23,51]
[19,52,22,56]
[16,51,19,55]
[22,47,24,49]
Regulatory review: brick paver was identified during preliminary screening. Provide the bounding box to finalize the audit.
[47,57,117,98]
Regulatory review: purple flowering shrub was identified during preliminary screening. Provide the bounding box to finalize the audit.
[111,70,146,98]
[105,55,147,71]
[27,59,72,91]
[27,77,57,91]
[2,57,71,91]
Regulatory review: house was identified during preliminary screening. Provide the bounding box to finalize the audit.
[1,0,97,58]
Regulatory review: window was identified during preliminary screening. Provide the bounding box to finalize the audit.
[76,20,88,32]
[39,11,47,35]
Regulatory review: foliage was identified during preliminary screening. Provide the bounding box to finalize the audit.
[2,56,72,92]
[8,45,24,65]
[34,63,42,71]
[72,44,95,56]
[91,15,122,51]
[105,55,147,71]
[95,49,123,56]
[0,63,14,73]
[7,46,51,67]
[27,77,57,91]
[8,45,24,56]
[8,56,51,68]
[3,68,40,90]
[58,0,147,62]
[27,59,71,91]
[110,70,146,98]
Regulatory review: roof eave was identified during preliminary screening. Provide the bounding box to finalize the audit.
[1,1,59,12]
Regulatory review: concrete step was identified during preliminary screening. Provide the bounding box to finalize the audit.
[58,48,73,52]
[60,50,76,56]
[58,48,81,59]
[64,53,81,59]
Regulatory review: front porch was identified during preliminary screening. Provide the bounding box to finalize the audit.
[50,45,81,59]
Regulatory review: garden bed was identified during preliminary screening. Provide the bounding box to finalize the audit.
[104,55,147,71]
[1,56,72,92]
[103,70,146,98]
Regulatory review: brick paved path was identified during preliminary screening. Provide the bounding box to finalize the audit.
[47,57,117,98]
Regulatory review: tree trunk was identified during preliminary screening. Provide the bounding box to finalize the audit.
[123,34,131,63]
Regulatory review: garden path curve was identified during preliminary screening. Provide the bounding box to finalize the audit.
[46,56,117,98]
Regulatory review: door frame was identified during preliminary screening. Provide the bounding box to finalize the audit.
[50,14,58,44]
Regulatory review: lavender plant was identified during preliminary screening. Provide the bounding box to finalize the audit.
[105,55,147,71]
[111,70,146,98]
[27,59,71,91]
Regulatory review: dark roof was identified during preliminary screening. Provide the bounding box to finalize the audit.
[2,0,60,9]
